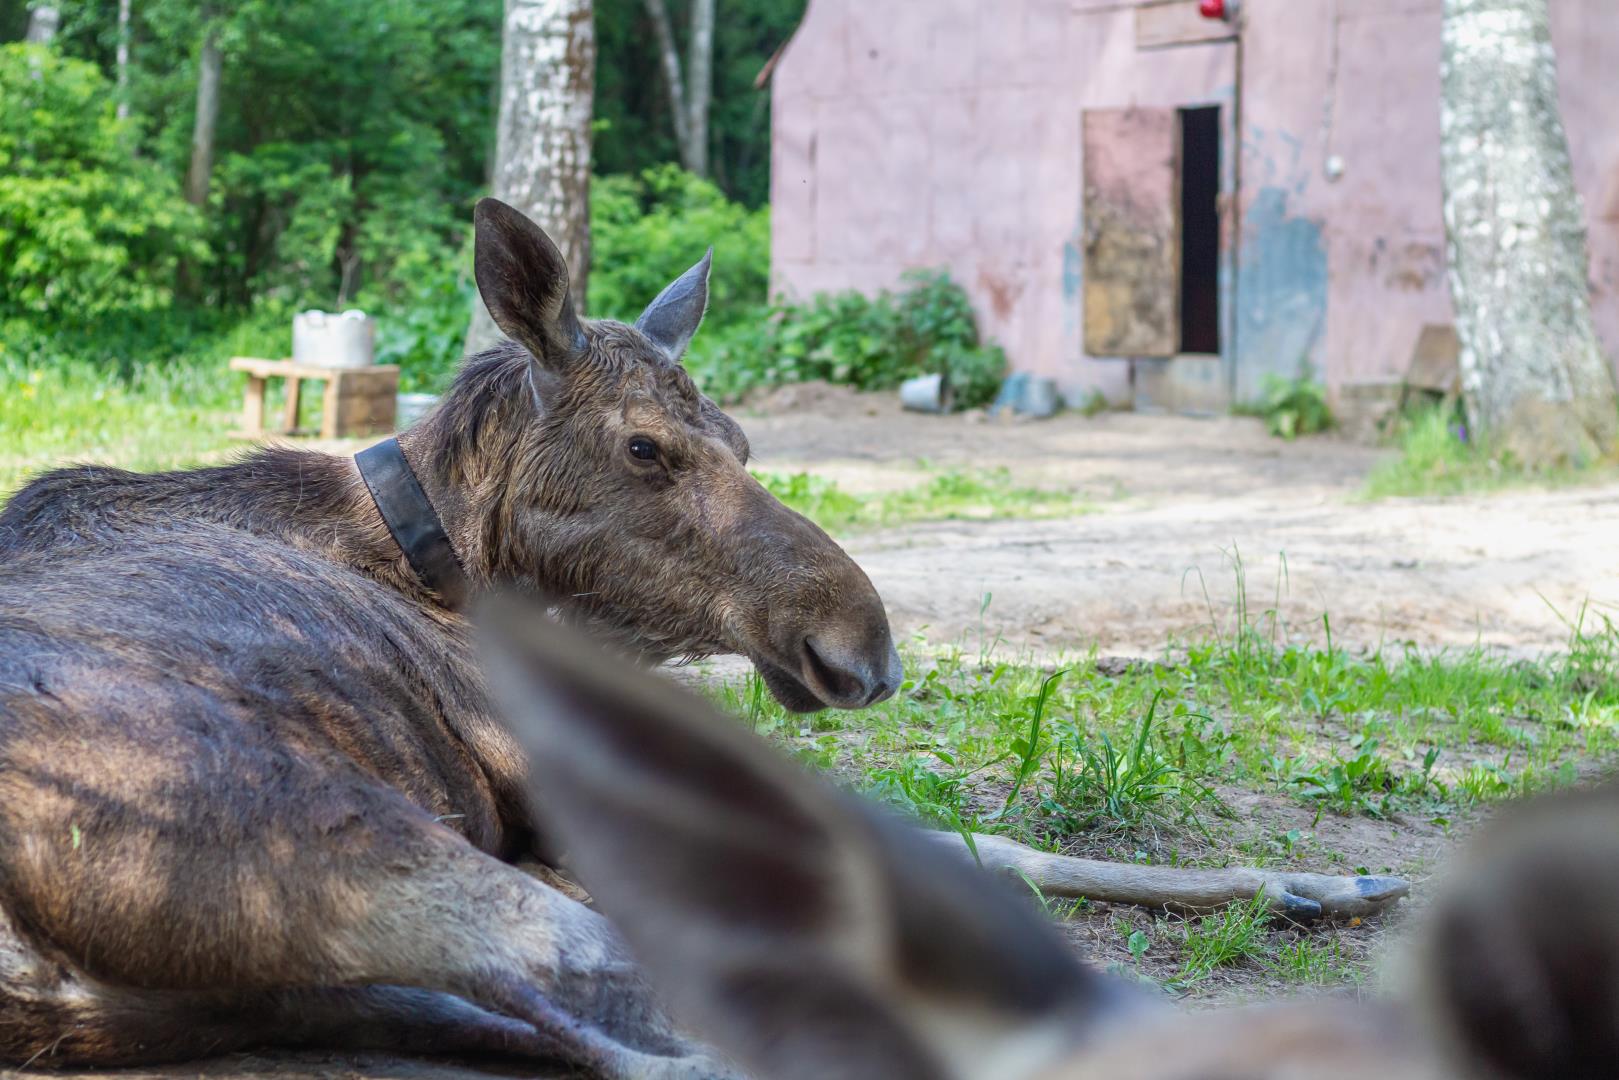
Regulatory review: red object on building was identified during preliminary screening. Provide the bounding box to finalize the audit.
[1199,0,1226,19]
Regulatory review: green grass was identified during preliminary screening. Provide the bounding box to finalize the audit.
[706,591,1619,850]
[700,580,1619,992]
[1363,406,1619,499]
[753,468,1088,534]
[1174,892,1273,985]
[0,354,239,497]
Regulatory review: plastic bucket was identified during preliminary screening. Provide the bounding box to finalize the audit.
[293,310,375,368]
[900,372,952,414]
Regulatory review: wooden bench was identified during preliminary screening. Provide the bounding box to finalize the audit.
[230,357,399,439]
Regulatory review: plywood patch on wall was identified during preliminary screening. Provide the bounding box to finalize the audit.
[1082,107,1180,357]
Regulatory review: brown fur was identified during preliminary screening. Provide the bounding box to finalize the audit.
[0,200,898,1077]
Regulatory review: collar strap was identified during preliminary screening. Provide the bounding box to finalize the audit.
[356,438,470,610]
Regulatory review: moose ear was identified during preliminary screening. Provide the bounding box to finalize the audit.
[1420,782,1619,1078]
[634,248,712,361]
[478,595,1124,1080]
[473,198,587,367]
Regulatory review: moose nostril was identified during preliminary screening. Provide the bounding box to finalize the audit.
[801,635,903,708]
[801,636,870,706]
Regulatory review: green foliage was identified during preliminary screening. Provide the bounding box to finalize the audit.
[593,0,807,207]
[699,271,1007,408]
[33,0,498,312]
[0,44,205,319]
[1244,374,1333,440]
[591,166,771,326]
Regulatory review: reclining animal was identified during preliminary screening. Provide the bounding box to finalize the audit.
[0,200,1403,1075]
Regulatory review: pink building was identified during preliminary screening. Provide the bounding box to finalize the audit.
[768,0,1619,412]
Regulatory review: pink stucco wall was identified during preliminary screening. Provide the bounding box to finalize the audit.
[770,0,1619,405]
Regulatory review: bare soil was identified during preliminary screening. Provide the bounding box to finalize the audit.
[31,390,1619,1077]
[738,385,1619,658]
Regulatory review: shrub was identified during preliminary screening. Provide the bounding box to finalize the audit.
[591,165,771,328]
[0,44,207,321]
[690,271,1007,409]
[1243,374,1333,439]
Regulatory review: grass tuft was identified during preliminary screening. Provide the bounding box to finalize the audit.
[753,467,1088,534]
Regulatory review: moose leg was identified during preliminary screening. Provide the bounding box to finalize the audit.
[0,727,737,1078]
[928,832,1410,920]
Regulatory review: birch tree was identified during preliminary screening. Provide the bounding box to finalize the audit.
[467,0,596,355]
[183,11,222,207]
[641,0,715,176]
[1440,0,1619,467]
[116,0,132,120]
[24,4,60,43]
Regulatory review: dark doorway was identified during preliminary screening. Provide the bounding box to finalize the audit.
[1178,106,1221,355]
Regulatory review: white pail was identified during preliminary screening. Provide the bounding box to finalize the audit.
[292,309,375,368]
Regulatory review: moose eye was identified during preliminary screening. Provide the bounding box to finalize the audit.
[627,436,659,462]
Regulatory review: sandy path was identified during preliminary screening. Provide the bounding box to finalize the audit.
[739,390,1619,657]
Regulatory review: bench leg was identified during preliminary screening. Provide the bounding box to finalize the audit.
[242,376,266,436]
[321,373,342,439]
[282,376,303,434]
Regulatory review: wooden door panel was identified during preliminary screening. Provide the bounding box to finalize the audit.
[1083,107,1181,357]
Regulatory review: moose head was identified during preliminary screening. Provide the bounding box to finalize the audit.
[402,198,902,712]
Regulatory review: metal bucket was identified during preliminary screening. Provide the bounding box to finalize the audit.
[292,309,375,368]
[1018,376,1061,418]
[900,372,952,414]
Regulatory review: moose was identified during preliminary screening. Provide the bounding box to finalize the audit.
[0,199,1402,1076]
[489,601,1619,1080]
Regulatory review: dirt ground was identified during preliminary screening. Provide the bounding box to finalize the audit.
[739,384,1619,658]
[24,390,1619,1079]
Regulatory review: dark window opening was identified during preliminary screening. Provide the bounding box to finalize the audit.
[1179,106,1222,355]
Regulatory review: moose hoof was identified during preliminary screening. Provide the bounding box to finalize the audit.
[1267,872,1410,921]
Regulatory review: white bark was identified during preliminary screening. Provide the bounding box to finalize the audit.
[1440,0,1619,466]
[183,20,223,207]
[643,0,693,168]
[116,0,132,121]
[467,0,596,356]
[24,4,59,43]
[685,0,714,178]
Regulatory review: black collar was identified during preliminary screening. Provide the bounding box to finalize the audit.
[356,438,470,610]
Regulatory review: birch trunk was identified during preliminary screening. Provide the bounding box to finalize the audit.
[685,0,714,178]
[24,5,59,43]
[1440,0,1619,466]
[183,19,222,207]
[116,0,132,121]
[643,0,693,169]
[467,0,596,356]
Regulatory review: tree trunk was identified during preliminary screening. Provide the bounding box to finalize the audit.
[643,0,693,170]
[467,0,596,356]
[685,0,714,178]
[24,4,59,43]
[183,19,223,207]
[1440,0,1619,467]
[116,0,132,121]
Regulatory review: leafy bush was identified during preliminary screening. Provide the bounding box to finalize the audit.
[689,270,1006,409]
[0,44,206,320]
[591,165,771,328]
[363,234,478,394]
[1247,374,1333,439]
